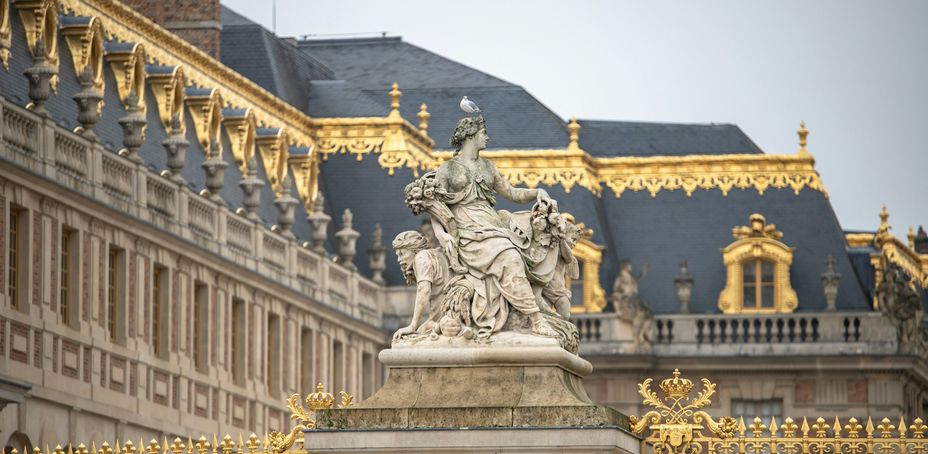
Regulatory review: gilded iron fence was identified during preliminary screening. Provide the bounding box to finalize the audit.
[630,369,927,454]
[9,375,927,453]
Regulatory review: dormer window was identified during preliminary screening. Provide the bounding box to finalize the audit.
[718,214,798,314]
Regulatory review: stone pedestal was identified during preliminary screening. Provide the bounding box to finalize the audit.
[306,334,636,452]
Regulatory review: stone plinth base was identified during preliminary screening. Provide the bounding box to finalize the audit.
[310,336,631,452]
[305,427,639,453]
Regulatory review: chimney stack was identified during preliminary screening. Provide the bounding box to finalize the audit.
[123,0,221,60]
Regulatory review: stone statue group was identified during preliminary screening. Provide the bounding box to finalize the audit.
[391,115,581,353]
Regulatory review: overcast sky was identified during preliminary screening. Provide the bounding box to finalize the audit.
[223,0,927,236]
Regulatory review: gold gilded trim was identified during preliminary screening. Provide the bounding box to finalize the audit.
[718,214,798,314]
[185,87,222,154]
[869,207,928,299]
[104,41,146,111]
[14,0,58,66]
[146,65,185,133]
[256,128,290,196]
[0,0,13,70]
[845,232,874,248]
[571,237,607,313]
[222,108,256,174]
[60,16,105,90]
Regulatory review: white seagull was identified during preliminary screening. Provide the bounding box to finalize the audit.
[460,96,481,115]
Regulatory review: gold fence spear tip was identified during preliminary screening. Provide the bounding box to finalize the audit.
[866,417,875,437]
[899,417,907,437]
[770,416,778,436]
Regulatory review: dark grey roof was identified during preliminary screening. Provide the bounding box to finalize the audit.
[598,187,871,314]
[308,80,387,117]
[220,6,333,110]
[389,86,568,150]
[578,120,763,156]
[297,37,511,90]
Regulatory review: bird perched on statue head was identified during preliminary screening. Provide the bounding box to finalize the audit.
[460,96,480,115]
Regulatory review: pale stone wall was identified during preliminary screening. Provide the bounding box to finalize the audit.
[0,98,387,448]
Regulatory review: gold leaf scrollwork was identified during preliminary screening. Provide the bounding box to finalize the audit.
[276,383,355,453]
[632,369,735,453]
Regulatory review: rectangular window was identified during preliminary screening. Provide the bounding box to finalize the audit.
[266,312,280,396]
[8,208,23,308]
[152,264,168,357]
[107,246,124,342]
[194,281,208,371]
[731,398,783,423]
[231,298,245,385]
[60,228,77,325]
[743,260,775,310]
[300,327,314,392]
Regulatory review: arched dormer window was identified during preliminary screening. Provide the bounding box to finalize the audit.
[718,214,798,314]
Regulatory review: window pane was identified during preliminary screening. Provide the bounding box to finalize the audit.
[761,261,774,283]
[761,284,774,308]
[743,261,755,283]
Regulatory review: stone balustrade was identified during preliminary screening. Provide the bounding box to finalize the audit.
[0,96,384,327]
[572,310,897,356]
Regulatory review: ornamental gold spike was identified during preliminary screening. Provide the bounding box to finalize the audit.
[417,103,430,136]
[797,121,809,155]
[388,82,401,119]
[567,117,581,152]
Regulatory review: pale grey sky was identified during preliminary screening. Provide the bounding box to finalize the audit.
[223,0,927,235]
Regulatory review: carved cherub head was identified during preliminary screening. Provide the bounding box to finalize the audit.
[392,231,430,284]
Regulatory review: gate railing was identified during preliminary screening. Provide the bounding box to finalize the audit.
[630,369,927,453]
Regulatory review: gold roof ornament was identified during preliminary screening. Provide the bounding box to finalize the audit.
[908,226,916,249]
[731,213,783,241]
[797,121,809,156]
[567,117,581,152]
[388,82,402,120]
[418,103,430,136]
[718,214,798,313]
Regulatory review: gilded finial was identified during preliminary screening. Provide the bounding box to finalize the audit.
[908,226,916,249]
[388,82,401,119]
[567,117,581,152]
[797,121,809,156]
[417,103,430,136]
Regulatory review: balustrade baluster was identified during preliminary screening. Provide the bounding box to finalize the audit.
[799,318,808,342]
[765,319,773,342]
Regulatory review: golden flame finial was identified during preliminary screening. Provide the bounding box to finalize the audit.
[567,117,581,152]
[388,82,402,119]
[907,226,916,249]
[797,121,809,156]
[418,103,430,136]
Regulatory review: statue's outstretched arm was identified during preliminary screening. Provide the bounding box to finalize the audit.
[491,163,550,205]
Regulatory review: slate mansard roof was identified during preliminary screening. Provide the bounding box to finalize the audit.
[216,6,882,314]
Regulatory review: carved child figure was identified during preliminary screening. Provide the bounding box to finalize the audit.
[391,231,451,341]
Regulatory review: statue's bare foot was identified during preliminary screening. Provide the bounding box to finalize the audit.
[531,317,558,337]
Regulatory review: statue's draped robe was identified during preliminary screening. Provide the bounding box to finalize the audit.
[437,159,562,335]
